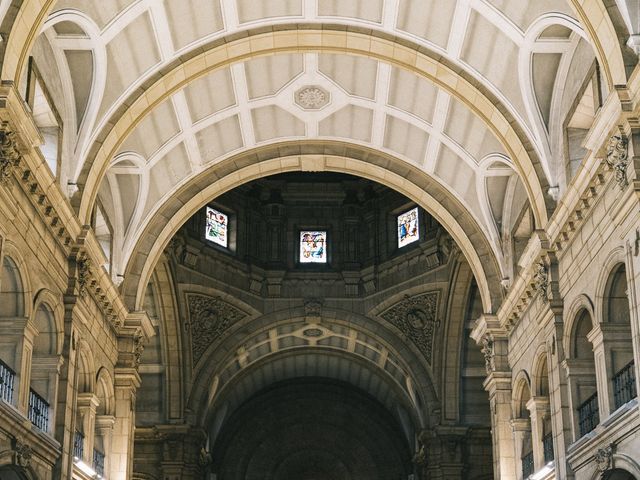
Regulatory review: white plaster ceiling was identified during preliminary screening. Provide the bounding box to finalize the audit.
[32,0,599,279]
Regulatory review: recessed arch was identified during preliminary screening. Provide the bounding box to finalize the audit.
[122,146,503,315]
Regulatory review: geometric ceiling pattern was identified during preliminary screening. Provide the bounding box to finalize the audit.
[24,0,600,305]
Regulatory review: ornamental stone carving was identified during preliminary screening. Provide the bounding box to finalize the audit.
[187,294,248,365]
[77,255,92,297]
[304,298,323,317]
[295,85,330,110]
[533,261,549,301]
[481,334,495,374]
[594,443,614,472]
[380,292,439,363]
[14,438,33,467]
[605,134,629,189]
[0,126,21,186]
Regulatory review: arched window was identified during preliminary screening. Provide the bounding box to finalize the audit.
[0,257,25,405]
[94,369,115,478]
[512,378,533,480]
[603,264,636,410]
[29,303,59,433]
[566,309,599,439]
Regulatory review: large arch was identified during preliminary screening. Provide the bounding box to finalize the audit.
[74,26,553,230]
[121,145,504,314]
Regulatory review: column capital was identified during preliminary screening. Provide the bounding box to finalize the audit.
[76,392,100,410]
[526,396,550,414]
[510,417,531,432]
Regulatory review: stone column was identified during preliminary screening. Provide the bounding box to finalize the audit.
[471,315,516,480]
[110,367,140,480]
[587,323,632,417]
[76,393,99,463]
[526,397,550,470]
[110,311,155,480]
[510,418,530,480]
[95,415,115,476]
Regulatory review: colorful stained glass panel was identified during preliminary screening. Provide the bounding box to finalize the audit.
[398,207,419,247]
[300,231,327,263]
[205,206,228,247]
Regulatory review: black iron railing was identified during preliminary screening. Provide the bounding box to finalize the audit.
[28,388,49,431]
[93,449,105,477]
[578,392,599,436]
[0,358,15,404]
[522,450,534,478]
[73,430,84,459]
[542,432,554,463]
[613,360,637,409]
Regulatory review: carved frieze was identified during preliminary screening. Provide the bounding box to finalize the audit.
[380,292,439,363]
[187,294,248,365]
[604,134,629,189]
[481,334,495,374]
[533,261,549,302]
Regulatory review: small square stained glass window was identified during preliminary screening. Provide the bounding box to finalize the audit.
[300,231,327,263]
[205,206,228,248]
[398,207,419,248]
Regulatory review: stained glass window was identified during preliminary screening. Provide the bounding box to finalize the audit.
[300,231,327,263]
[397,207,419,247]
[205,206,228,247]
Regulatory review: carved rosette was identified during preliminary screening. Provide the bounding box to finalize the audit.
[187,294,248,365]
[604,134,629,189]
[0,125,21,186]
[380,292,439,363]
[594,443,614,472]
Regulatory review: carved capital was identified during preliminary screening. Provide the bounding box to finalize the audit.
[77,254,92,297]
[481,334,495,374]
[604,134,629,189]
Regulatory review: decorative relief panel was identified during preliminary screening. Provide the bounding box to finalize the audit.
[380,292,439,363]
[187,294,248,365]
[295,85,330,110]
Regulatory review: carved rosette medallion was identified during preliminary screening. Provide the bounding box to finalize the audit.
[187,294,248,365]
[380,292,439,363]
[605,134,629,189]
[295,86,330,110]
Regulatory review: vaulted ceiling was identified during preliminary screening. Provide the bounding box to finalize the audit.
[7,0,627,312]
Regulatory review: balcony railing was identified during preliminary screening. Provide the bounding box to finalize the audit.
[93,449,105,477]
[578,392,599,436]
[0,358,15,404]
[28,388,49,431]
[542,432,554,463]
[522,450,534,478]
[73,431,84,459]
[613,360,637,409]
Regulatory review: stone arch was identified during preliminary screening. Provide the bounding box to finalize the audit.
[31,288,64,356]
[95,367,115,417]
[588,454,640,480]
[75,340,95,395]
[188,308,436,430]
[596,246,627,323]
[512,370,532,418]
[0,242,32,318]
[123,147,503,316]
[74,27,552,233]
[531,346,550,397]
[564,294,596,357]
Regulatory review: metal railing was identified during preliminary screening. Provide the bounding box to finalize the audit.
[522,450,534,478]
[73,431,84,459]
[0,358,15,404]
[613,360,637,409]
[542,432,554,463]
[28,388,49,431]
[93,449,105,477]
[577,392,599,436]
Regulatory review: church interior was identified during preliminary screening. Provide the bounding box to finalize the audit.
[0,1,639,479]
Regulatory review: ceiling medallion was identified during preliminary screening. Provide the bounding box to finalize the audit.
[303,328,324,337]
[295,85,330,110]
